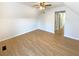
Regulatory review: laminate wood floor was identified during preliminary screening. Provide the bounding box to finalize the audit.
[0,29,79,56]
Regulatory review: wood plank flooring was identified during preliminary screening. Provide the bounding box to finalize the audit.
[0,29,79,56]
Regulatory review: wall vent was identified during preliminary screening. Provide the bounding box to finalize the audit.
[2,46,7,51]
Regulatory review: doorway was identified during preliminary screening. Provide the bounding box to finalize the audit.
[55,11,65,35]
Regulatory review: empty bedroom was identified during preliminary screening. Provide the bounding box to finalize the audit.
[0,2,79,56]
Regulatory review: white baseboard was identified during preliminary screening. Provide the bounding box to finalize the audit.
[1,28,74,42]
[64,35,79,40]
[39,28,55,34]
[0,28,37,42]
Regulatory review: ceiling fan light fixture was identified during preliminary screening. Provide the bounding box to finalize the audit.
[33,2,52,14]
[40,6,45,10]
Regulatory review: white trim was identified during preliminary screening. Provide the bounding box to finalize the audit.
[64,35,79,40]
[39,28,55,34]
[0,28,37,42]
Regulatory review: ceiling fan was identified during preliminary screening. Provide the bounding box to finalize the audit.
[33,2,52,13]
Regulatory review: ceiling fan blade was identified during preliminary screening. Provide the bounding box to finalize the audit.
[32,6,40,8]
[32,5,39,7]
[45,4,52,6]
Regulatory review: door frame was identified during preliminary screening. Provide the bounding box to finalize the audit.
[54,10,65,34]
